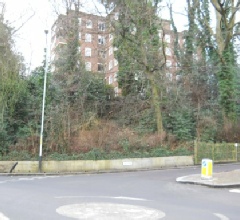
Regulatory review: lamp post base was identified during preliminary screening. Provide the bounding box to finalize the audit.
[39,156,42,173]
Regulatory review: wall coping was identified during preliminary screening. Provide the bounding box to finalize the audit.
[0,156,194,173]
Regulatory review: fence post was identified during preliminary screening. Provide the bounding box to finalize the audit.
[211,143,214,161]
[194,140,198,164]
[235,143,238,162]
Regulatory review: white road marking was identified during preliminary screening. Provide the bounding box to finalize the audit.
[0,212,10,220]
[113,196,148,201]
[55,195,150,201]
[229,189,240,193]
[0,176,59,184]
[56,203,165,219]
[213,213,229,220]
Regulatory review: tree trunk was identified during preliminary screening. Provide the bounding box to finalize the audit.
[148,72,164,135]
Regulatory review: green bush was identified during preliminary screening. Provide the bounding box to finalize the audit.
[164,108,195,141]
[1,146,192,161]
[0,150,35,161]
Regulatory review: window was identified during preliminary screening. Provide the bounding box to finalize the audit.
[114,87,118,96]
[109,75,113,84]
[114,72,118,81]
[86,20,92,28]
[175,62,179,69]
[109,34,113,41]
[158,30,162,39]
[57,36,66,45]
[85,48,91,57]
[98,35,106,44]
[114,59,118,66]
[166,47,171,56]
[109,60,113,70]
[134,73,138,80]
[109,46,113,56]
[52,65,56,72]
[85,62,91,71]
[166,72,173,81]
[78,18,81,25]
[193,53,199,60]
[85,33,91,42]
[166,60,172,67]
[98,63,105,72]
[98,50,106,58]
[78,32,81,40]
[176,75,182,81]
[165,34,171,43]
[52,53,55,61]
[114,12,119,20]
[130,26,137,35]
[98,22,105,31]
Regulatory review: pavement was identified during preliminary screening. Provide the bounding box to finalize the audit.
[176,169,240,188]
[1,162,240,188]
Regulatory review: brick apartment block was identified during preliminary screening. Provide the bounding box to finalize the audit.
[51,7,184,96]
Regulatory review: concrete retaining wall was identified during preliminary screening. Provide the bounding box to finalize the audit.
[0,156,194,173]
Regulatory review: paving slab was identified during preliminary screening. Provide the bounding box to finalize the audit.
[176,169,240,188]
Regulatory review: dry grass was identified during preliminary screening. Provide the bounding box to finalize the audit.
[217,119,240,142]
[13,135,39,154]
[70,120,166,153]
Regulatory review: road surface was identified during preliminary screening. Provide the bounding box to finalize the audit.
[0,164,239,219]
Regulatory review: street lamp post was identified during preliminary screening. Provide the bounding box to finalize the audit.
[39,30,49,172]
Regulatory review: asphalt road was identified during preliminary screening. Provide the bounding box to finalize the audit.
[0,164,239,220]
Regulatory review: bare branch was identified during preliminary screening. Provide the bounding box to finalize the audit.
[11,12,36,35]
[211,0,223,13]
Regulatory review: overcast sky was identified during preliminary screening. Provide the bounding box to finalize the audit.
[5,0,55,74]
[4,0,188,73]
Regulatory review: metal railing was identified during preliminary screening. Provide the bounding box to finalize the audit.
[194,141,239,164]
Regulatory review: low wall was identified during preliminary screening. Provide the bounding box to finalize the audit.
[0,156,194,173]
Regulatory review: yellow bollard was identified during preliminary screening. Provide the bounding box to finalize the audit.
[201,159,213,179]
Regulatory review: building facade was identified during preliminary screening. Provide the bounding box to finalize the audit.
[51,9,184,96]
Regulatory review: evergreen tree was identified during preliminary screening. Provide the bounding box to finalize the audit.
[109,0,165,135]
[0,6,26,154]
